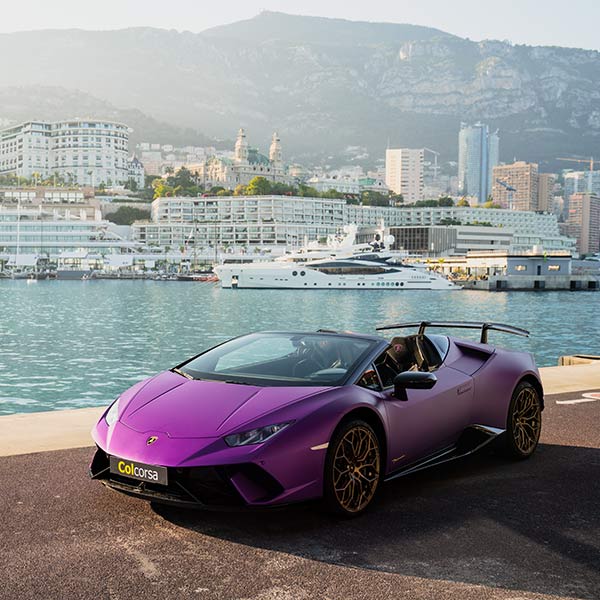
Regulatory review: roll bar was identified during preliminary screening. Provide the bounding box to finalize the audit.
[375,321,530,344]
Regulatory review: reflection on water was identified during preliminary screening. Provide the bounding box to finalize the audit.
[0,280,598,414]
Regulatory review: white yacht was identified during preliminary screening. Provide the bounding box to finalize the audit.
[214,227,460,291]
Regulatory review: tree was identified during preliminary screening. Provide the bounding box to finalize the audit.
[457,197,471,207]
[482,200,502,209]
[106,206,151,226]
[233,184,247,196]
[246,176,272,196]
[438,195,454,207]
[439,217,462,225]
[270,182,296,195]
[297,184,320,197]
[321,188,345,199]
[361,191,391,206]
[152,178,176,199]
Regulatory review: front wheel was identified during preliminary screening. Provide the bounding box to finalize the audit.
[323,420,382,517]
[502,381,542,459]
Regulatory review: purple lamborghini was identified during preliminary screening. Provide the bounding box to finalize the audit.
[90,322,544,516]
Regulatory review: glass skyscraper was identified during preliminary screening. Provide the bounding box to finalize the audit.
[458,123,500,204]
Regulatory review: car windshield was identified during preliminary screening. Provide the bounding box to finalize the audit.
[178,332,377,387]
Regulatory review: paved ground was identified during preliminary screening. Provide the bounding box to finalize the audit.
[1,390,599,600]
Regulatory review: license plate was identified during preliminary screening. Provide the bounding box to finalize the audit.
[109,456,168,486]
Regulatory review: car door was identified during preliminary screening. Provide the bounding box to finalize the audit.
[373,344,474,469]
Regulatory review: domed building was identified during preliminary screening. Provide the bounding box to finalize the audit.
[194,129,292,190]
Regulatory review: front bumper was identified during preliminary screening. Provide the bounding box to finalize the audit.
[89,447,286,509]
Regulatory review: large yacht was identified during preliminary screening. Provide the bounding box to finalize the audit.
[214,227,460,290]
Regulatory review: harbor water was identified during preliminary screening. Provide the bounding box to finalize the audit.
[0,280,598,415]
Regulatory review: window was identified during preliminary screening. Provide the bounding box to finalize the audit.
[357,366,381,391]
[179,333,376,387]
[374,349,402,388]
[515,265,527,272]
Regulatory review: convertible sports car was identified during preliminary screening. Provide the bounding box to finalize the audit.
[90,322,544,516]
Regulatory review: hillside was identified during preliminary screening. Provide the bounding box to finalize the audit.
[1,11,599,168]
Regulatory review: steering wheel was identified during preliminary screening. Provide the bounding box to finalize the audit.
[292,358,323,378]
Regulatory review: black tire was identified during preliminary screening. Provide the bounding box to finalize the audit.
[501,381,542,460]
[323,419,382,517]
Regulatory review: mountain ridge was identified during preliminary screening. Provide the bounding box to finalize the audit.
[0,12,598,169]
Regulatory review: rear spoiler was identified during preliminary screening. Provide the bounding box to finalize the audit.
[375,321,530,344]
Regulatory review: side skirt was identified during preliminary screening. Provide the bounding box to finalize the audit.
[384,424,505,482]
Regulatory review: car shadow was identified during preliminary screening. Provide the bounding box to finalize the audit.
[154,443,600,599]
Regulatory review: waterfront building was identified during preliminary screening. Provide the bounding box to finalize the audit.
[134,195,346,250]
[385,148,424,203]
[0,120,132,186]
[132,195,574,255]
[458,123,500,204]
[0,206,137,262]
[564,193,600,255]
[387,225,513,256]
[492,162,539,211]
[190,130,292,190]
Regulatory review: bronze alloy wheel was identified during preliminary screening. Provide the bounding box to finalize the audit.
[330,422,381,514]
[511,385,542,454]
[502,381,542,459]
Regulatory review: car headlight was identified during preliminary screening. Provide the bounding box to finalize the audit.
[105,397,120,427]
[224,422,292,447]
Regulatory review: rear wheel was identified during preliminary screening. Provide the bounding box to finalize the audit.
[323,420,381,517]
[502,381,542,459]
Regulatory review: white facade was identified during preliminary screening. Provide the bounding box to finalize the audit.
[127,156,146,189]
[134,195,346,250]
[131,195,574,255]
[0,206,136,258]
[0,120,131,186]
[385,148,424,203]
[306,176,360,194]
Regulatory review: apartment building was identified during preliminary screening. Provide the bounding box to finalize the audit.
[492,162,539,211]
[385,148,424,203]
[564,193,600,255]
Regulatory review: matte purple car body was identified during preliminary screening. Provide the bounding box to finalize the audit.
[90,327,543,509]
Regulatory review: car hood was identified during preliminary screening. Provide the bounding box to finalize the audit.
[120,370,329,438]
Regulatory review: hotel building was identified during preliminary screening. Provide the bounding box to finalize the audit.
[0,120,139,186]
[132,195,574,255]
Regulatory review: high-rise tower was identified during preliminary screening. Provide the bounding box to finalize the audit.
[458,123,500,204]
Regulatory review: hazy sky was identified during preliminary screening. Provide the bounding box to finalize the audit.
[1,0,598,50]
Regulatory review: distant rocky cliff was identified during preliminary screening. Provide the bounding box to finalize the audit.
[1,11,598,167]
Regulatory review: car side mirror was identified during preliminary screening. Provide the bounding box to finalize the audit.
[393,371,437,398]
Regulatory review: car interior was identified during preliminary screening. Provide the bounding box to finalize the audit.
[360,335,446,390]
